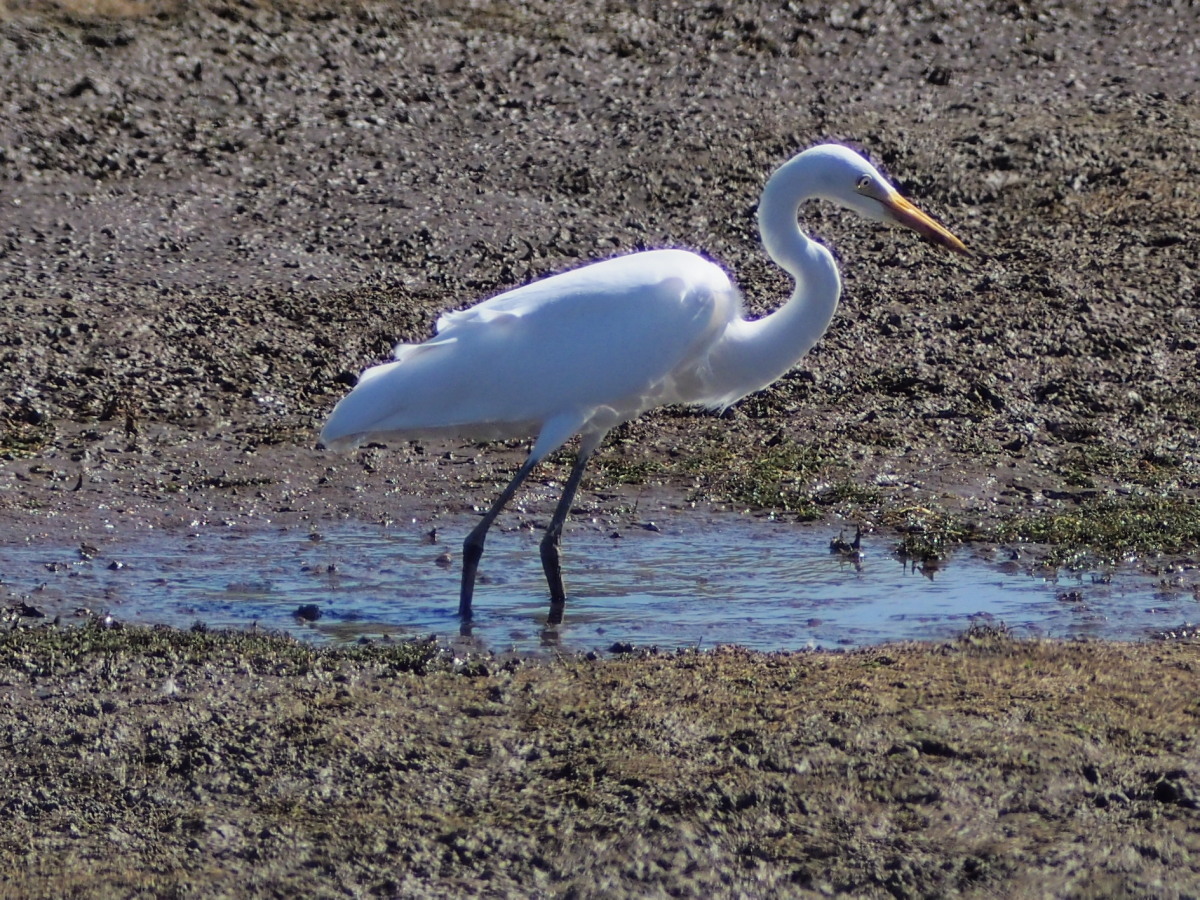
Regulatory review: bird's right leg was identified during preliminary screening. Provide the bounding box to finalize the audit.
[459,456,539,620]
[539,446,594,626]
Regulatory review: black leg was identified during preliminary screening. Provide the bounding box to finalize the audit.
[540,446,594,625]
[459,456,538,620]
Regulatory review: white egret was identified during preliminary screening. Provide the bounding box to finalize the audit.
[321,143,968,623]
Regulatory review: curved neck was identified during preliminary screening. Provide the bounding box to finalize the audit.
[707,154,843,406]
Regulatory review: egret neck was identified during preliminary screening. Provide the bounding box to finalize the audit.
[705,153,842,408]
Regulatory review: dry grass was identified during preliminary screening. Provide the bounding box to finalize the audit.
[0,0,347,23]
[2,623,1198,897]
[0,0,164,19]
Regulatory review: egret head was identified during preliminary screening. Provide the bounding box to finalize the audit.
[792,144,971,257]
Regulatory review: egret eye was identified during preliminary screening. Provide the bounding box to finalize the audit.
[856,174,873,192]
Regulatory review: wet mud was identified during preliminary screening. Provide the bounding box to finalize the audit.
[2,1,1200,896]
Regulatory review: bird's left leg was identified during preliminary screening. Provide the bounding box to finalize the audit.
[460,455,539,620]
[540,445,595,625]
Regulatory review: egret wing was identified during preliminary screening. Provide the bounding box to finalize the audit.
[321,250,739,449]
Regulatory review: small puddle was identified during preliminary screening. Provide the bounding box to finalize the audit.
[2,517,1196,653]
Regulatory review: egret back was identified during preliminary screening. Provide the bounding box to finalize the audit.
[320,250,740,451]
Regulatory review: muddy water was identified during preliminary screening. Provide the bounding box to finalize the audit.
[3,517,1195,653]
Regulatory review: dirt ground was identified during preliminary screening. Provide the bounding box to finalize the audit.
[1,623,1199,899]
[2,0,1200,896]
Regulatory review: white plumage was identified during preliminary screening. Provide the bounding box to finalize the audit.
[322,249,739,460]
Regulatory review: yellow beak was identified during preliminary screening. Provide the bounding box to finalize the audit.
[883,192,971,258]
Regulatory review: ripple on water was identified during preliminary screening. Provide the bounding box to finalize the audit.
[1,518,1195,653]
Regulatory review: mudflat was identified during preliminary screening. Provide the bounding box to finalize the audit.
[1,1,1198,896]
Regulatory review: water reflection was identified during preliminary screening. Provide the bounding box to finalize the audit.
[1,517,1196,653]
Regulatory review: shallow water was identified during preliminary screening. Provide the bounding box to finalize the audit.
[2,517,1196,653]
